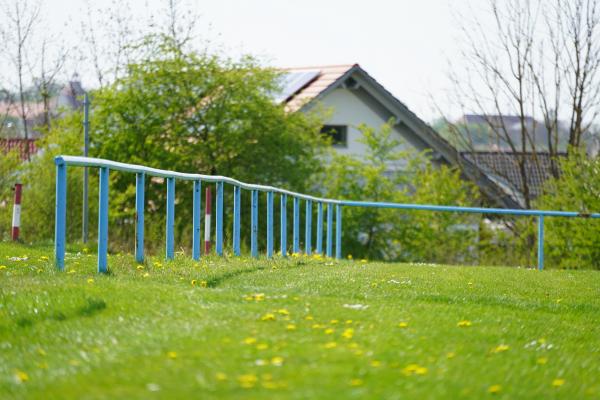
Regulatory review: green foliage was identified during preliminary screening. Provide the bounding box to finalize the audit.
[536,151,600,269]
[322,120,480,263]
[90,36,326,249]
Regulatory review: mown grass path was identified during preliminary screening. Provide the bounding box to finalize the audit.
[1,242,599,399]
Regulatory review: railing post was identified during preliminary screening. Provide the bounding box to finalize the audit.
[538,215,544,271]
[326,203,333,258]
[267,191,274,258]
[335,204,342,259]
[205,188,212,254]
[166,177,175,260]
[54,161,67,271]
[280,194,287,256]
[293,197,300,253]
[135,172,145,263]
[216,181,224,256]
[98,167,109,273]
[233,186,241,256]
[316,202,323,254]
[192,180,202,260]
[305,200,312,255]
[251,190,258,258]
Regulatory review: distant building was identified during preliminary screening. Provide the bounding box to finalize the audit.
[275,64,520,208]
[0,76,86,159]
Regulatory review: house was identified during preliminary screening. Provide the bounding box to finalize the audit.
[275,64,520,209]
[0,76,86,160]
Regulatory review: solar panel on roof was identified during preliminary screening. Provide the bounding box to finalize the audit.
[273,70,320,103]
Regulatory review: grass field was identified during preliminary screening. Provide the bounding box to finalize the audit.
[1,242,599,399]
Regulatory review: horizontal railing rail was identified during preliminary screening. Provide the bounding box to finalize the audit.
[54,155,600,273]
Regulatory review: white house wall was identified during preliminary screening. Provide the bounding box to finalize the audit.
[314,87,419,171]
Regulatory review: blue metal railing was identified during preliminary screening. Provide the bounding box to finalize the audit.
[54,156,600,272]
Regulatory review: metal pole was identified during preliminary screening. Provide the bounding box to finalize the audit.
[135,173,145,263]
[537,216,544,271]
[305,200,312,255]
[316,202,323,254]
[216,181,223,256]
[204,187,212,254]
[326,203,333,257]
[82,93,89,243]
[233,186,241,256]
[11,183,22,241]
[192,180,202,260]
[267,191,274,258]
[54,162,67,270]
[251,190,258,258]
[280,194,287,256]
[98,167,109,273]
[336,204,342,259]
[293,197,300,253]
[165,177,175,260]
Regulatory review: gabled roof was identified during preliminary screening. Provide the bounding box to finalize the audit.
[277,64,522,209]
[461,152,563,203]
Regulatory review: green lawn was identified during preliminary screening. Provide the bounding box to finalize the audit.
[0,242,599,399]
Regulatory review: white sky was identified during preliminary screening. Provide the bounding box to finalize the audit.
[22,0,488,121]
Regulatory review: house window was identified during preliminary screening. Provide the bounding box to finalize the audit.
[321,125,348,147]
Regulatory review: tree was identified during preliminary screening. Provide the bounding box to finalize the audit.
[443,0,600,209]
[322,120,480,263]
[536,151,600,269]
[0,0,41,160]
[89,34,326,249]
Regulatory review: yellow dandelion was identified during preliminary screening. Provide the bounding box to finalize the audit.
[402,363,427,376]
[291,252,300,258]
[67,270,76,274]
[200,280,207,288]
[324,342,337,349]
[345,319,353,325]
[370,360,381,367]
[360,259,367,263]
[143,272,150,278]
[347,254,353,260]
[342,328,354,339]
[286,323,297,331]
[136,265,144,270]
[348,342,359,349]
[261,313,276,321]
[39,256,49,261]
[457,320,472,327]
[215,372,228,381]
[238,374,258,388]
[312,324,323,329]
[398,322,409,328]
[537,357,548,365]
[488,384,502,394]
[256,343,269,350]
[167,351,177,359]
[350,378,363,386]
[37,348,46,356]
[277,309,290,316]
[243,337,257,345]
[490,344,510,354]
[305,315,314,321]
[87,278,94,284]
[552,378,565,387]
[330,319,339,324]
[271,356,284,366]
[191,279,197,286]
[324,328,335,335]
[446,352,456,359]
[14,370,28,383]
[0,265,6,270]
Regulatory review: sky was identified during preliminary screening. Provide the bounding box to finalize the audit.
[23,0,488,121]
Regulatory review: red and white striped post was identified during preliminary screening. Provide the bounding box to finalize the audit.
[12,183,22,241]
[204,187,212,254]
